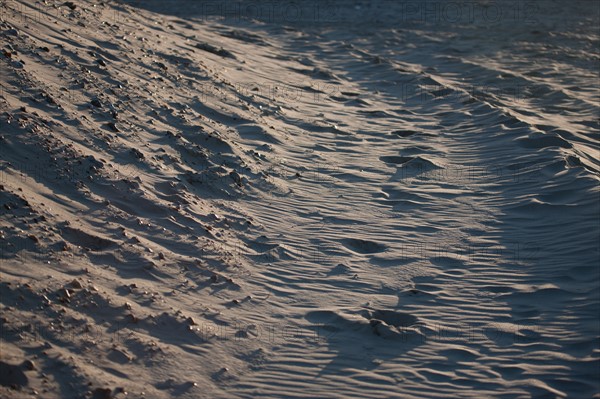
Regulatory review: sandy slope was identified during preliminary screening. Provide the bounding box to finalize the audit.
[1,0,599,398]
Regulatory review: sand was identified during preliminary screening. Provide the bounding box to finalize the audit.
[1,0,599,398]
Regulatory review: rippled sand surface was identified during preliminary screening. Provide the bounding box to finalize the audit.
[1,1,598,397]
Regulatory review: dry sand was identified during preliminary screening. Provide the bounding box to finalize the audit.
[1,0,599,398]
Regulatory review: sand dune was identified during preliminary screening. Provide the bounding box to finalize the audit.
[1,0,598,398]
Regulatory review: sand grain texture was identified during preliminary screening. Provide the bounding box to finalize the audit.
[1,0,599,398]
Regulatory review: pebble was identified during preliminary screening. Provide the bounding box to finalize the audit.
[107,122,120,132]
[229,171,242,185]
[131,148,144,159]
[22,359,36,370]
[70,279,83,289]
[91,388,112,399]
[4,28,20,37]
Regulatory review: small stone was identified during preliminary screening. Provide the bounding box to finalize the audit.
[90,99,102,107]
[70,279,83,289]
[91,388,112,399]
[58,288,71,303]
[107,122,120,132]
[22,359,36,370]
[183,381,198,389]
[229,171,242,186]
[130,148,144,159]
[3,28,20,37]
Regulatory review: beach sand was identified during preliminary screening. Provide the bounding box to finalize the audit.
[1,0,599,397]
